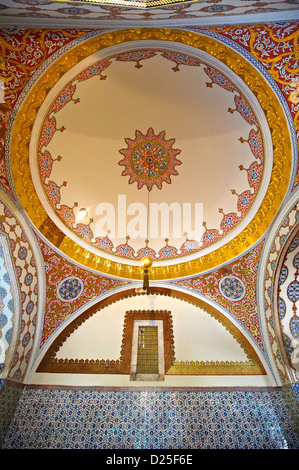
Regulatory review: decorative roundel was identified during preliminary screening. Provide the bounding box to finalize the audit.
[57,277,84,302]
[219,275,246,301]
[131,141,169,179]
[118,127,182,191]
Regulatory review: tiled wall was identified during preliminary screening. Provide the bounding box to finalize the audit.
[2,385,299,449]
[0,380,24,448]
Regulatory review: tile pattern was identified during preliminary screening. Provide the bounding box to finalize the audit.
[281,383,299,436]
[0,237,15,378]
[293,382,299,400]
[0,379,24,448]
[0,199,38,382]
[264,203,299,383]
[3,387,299,449]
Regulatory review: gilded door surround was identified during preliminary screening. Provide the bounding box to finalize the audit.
[10,28,292,281]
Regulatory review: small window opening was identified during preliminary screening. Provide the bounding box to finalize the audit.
[136,326,159,374]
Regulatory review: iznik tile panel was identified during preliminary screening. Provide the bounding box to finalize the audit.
[3,388,299,449]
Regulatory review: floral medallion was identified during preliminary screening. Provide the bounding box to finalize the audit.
[57,276,84,302]
[219,275,246,301]
[118,128,182,191]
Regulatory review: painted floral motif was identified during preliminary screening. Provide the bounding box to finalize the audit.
[136,242,157,260]
[94,234,115,253]
[239,162,263,193]
[39,115,59,149]
[201,224,222,248]
[76,59,111,82]
[50,82,78,114]
[39,151,59,182]
[179,237,201,255]
[204,66,237,93]
[219,210,241,235]
[115,50,157,68]
[73,222,94,243]
[287,280,299,303]
[229,94,257,126]
[219,276,246,301]
[113,238,136,258]
[44,180,67,209]
[158,240,179,259]
[118,128,182,191]
[232,189,255,217]
[56,204,76,226]
[247,129,264,163]
[160,51,202,71]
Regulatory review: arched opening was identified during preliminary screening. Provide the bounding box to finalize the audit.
[36,286,266,379]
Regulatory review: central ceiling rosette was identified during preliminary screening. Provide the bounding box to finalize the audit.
[118,127,182,191]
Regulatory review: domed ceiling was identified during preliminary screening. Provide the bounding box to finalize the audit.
[1,20,297,392]
[11,29,291,281]
[32,47,268,261]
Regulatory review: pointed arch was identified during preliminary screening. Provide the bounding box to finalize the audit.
[36,286,266,376]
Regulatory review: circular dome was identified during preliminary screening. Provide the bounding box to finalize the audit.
[30,43,271,267]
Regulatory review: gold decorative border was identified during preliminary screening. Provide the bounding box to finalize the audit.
[167,360,262,375]
[123,310,176,375]
[37,287,266,375]
[10,28,292,281]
